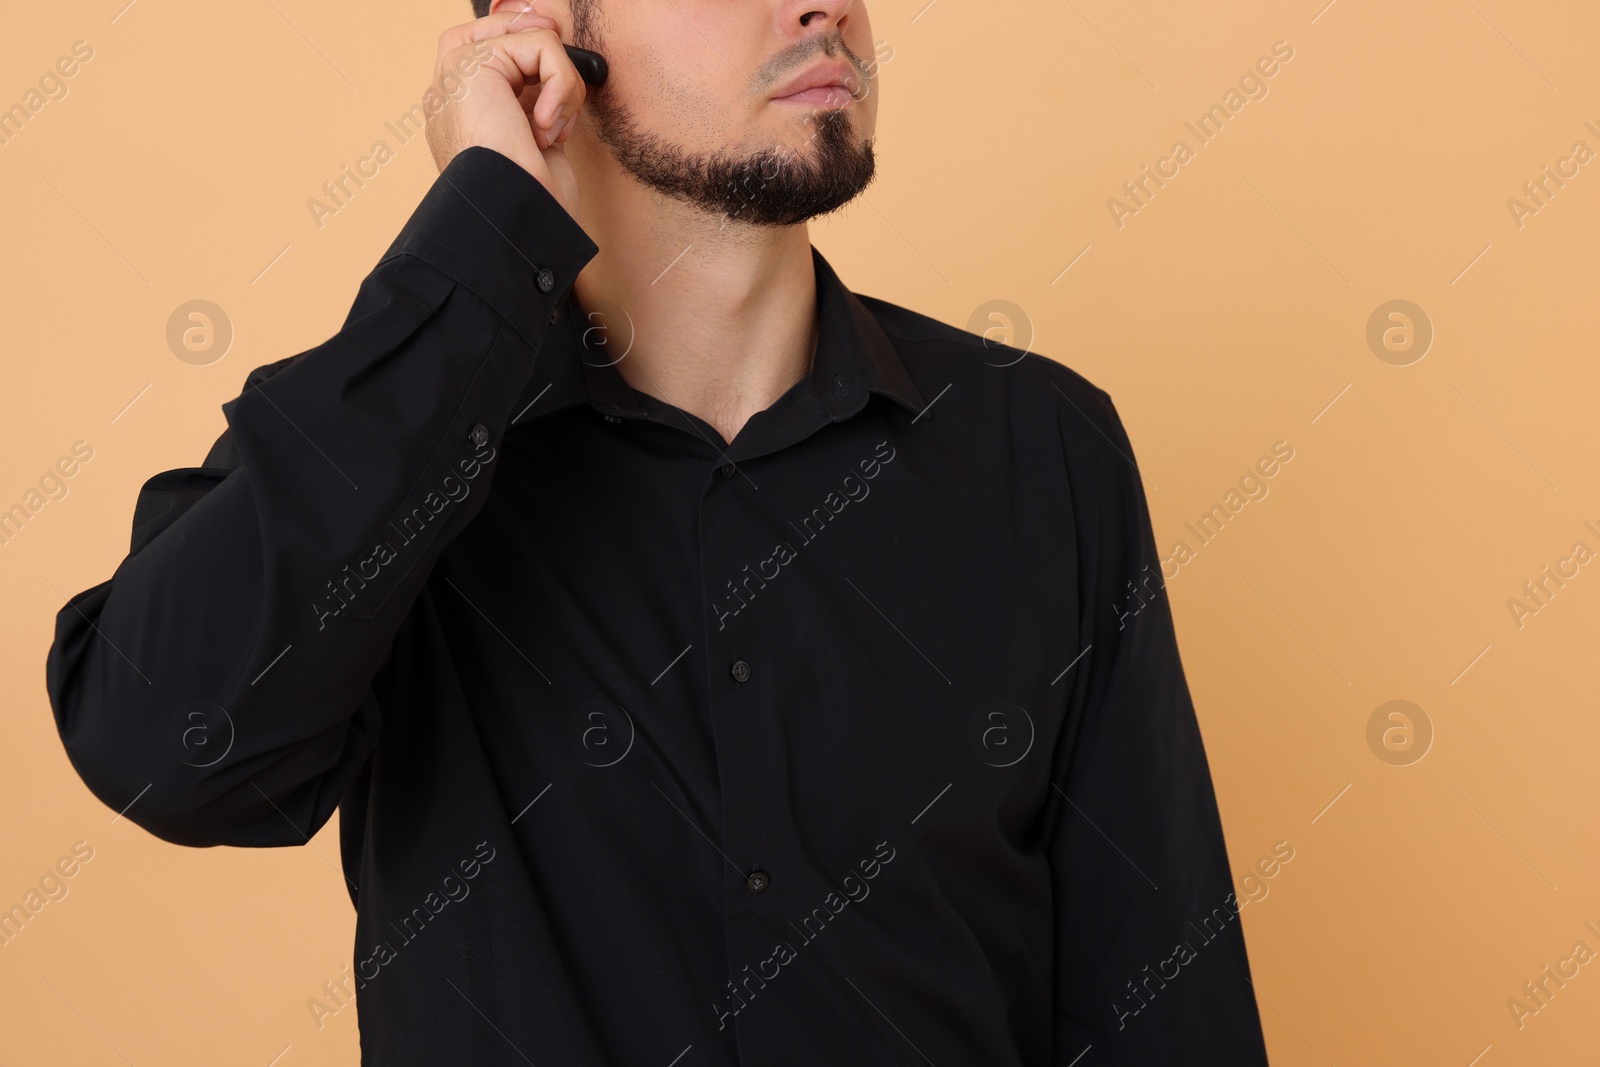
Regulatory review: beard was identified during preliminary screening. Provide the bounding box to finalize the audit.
[582,89,877,228]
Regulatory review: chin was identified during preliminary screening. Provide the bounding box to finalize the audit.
[782,107,870,148]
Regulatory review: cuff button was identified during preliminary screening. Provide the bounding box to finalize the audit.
[469,423,490,448]
[536,268,555,293]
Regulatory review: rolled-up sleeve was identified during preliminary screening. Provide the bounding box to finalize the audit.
[45,147,598,849]
[1045,387,1269,1065]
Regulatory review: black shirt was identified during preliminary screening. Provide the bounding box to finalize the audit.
[46,146,1269,1066]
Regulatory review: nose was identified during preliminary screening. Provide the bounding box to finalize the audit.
[787,0,852,32]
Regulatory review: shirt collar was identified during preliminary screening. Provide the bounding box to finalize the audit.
[509,246,925,430]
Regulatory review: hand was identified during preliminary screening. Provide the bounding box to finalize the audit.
[424,6,588,219]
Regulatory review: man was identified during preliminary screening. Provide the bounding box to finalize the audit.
[46,1,1270,1063]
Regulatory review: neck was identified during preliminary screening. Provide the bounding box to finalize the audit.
[568,142,819,450]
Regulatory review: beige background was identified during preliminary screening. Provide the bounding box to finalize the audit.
[4,0,1598,1063]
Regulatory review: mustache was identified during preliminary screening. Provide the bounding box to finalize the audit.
[757,32,870,95]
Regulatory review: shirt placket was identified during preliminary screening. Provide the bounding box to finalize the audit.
[696,448,791,1060]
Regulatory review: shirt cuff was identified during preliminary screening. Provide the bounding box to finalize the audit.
[378,145,600,354]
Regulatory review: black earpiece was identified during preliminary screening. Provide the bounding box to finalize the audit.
[563,44,608,87]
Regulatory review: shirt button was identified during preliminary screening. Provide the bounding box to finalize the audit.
[730,659,752,683]
[719,462,737,478]
[468,423,490,448]
[536,268,555,293]
[745,869,770,893]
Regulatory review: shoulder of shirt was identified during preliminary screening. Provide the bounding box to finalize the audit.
[853,292,1125,447]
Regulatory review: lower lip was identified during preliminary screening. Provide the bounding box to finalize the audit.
[773,85,857,107]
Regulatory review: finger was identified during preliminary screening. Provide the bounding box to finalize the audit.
[433,16,587,158]
[435,7,556,65]
[435,13,558,107]
[515,81,542,117]
[439,26,584,132]
[477,33,582,151]
[488,29,587,130]
[516,82,570,150]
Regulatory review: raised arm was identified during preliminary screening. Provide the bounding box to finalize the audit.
[47,8,596,848]
[46,145,597,847]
